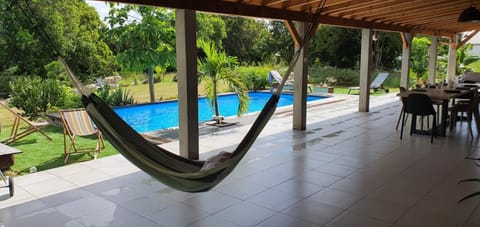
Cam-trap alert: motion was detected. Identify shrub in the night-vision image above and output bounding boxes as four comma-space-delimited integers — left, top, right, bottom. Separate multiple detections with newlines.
237, 66, 271, 90
309, 66, 359, 86
9, 77, 66, 119
109, 88, 136, 106
0, 67, 19, 95
383, 71, 401, 88
94, 85, 136, 106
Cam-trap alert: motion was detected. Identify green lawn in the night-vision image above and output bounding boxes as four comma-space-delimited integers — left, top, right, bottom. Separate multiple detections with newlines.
1, 125, 118, 175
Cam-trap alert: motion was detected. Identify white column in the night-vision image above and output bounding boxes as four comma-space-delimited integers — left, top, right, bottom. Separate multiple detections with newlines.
293, 21, 308, 130
176, 9, 199, 159
359, 28, 373, 112
400, 33, 413, 89
447, 35, 458, 81
428, 36, 438, 85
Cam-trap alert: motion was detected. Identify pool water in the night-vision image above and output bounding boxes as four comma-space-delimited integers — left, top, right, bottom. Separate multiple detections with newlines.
114, 92, 327, 133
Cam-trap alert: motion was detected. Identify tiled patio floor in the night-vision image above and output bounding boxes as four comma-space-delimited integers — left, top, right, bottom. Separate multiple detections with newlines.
1, 93, 480, 226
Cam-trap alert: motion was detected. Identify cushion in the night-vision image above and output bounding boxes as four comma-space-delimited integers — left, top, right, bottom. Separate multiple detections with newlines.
200, 151, 232, 171
462, 72, 480, 82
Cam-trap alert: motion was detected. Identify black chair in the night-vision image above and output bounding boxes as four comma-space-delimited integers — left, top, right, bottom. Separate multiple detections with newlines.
448, 91, 479, 139
400, 93, 437, 143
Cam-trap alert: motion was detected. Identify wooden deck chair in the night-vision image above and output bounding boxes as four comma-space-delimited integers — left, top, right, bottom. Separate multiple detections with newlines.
0, 102, 52, 144
58, 108, 104, 163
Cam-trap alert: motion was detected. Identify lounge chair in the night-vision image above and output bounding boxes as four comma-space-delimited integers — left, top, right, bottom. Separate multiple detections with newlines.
58, 108, 104, 163
348, 72, 390, 94
0, 102, 52, 144
95, 78, 104, 89
268, 70, 313, 92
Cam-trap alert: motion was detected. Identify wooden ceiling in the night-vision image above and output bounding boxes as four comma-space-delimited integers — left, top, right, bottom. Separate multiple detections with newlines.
105, 0, 480, 37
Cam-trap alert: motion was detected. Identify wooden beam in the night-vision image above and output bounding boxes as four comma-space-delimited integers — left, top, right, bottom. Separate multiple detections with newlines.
106, 0, 312, 21
458, 30, 479, 49
400, 32, 411, 49
366, 0, 461, 22
283, 0, 326, 11
321, 0, 387, 14
104, 0, 457, 37
285, 20, 302, 48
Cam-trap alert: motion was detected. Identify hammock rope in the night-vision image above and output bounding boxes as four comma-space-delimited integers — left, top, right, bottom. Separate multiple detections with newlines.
59, 1, 325, 192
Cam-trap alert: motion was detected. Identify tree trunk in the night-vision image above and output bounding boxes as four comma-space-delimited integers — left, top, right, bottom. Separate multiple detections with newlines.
213, 78, 220, 123
148, 67, 155, 103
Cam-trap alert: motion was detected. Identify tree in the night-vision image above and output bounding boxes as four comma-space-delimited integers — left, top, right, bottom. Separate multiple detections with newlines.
222, 16, 272, 64
266, 21, 293, 65
411, 37, 430, 86
437, 42, 480, 77
309, 26, 361, 68
104, 5, 176, 102
456, 43, 480, 74
196, 13, 226, 48
197, 39, 249, 125
0, 0, 115, 82
371, 32, 402, 70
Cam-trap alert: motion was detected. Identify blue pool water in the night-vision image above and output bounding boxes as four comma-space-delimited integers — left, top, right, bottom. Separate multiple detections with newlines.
114, 92, 327, 133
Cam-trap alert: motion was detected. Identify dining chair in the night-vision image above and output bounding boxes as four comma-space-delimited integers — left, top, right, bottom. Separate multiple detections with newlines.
400, 93, 437, 143
448, 90, 479, 139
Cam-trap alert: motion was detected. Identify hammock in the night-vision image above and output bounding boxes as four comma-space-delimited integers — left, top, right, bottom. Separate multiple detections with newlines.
61, 59, 279, 192
58, 2, 324, 192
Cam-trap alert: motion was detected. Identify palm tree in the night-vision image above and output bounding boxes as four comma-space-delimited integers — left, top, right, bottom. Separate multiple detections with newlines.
197, 39, 250, 125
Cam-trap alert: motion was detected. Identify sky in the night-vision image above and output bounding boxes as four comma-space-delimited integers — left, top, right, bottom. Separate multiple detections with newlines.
86, 1, 109, 20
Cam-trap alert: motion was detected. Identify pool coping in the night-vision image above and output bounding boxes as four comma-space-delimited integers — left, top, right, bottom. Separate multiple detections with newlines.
141, 93, 345, 141
45, 91, 345, 142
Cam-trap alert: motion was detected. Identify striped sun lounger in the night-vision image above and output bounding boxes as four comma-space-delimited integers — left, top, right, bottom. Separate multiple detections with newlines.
58, 108, 104, 163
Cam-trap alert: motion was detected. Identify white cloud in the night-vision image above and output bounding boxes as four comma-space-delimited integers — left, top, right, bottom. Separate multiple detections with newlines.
86, 1, 110, 20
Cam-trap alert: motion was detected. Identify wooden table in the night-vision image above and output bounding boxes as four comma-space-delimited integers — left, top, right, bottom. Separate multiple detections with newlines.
0, 143, 21, 197
397, 87, 477, 136
0, 143, 22, 170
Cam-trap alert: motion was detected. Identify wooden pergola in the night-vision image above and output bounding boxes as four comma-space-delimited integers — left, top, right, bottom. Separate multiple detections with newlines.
107, 0, 480, 36
98, 0, 480, 158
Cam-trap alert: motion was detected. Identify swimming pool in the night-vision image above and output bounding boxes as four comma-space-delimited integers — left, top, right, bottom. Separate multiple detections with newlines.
114, 92, 327, 133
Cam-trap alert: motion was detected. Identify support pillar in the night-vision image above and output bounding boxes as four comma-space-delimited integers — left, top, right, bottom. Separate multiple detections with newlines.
293, 22, 308, 130
176, 9, 198, 159
447, 35, 458, 81
359, 28, 373, 112
400, 33, 413, 89
428, 36, 438, 85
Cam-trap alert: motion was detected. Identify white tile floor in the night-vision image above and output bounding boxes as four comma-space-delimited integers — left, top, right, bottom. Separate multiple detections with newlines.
1, 93, 480, 226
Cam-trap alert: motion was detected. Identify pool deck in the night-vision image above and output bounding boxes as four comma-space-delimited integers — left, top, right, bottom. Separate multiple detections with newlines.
1, 93, 480, 226
142, 92, 345, 142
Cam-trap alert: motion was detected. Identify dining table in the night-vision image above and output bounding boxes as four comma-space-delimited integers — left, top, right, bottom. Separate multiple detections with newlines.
397, 86, 479, 137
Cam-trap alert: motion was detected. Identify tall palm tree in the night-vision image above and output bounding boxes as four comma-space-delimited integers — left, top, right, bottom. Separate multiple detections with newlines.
197, 39, 250, 125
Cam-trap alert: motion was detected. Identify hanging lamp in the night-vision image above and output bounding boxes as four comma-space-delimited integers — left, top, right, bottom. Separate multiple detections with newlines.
458, 6, 480, 23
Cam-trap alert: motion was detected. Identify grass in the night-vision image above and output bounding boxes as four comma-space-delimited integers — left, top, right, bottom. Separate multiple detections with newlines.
127, 82, 179, 102
1, 125, 118, 175
121, 78, 231, 104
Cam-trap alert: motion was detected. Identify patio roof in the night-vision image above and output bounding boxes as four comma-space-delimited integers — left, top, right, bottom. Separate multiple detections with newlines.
106, 0, 480, 37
